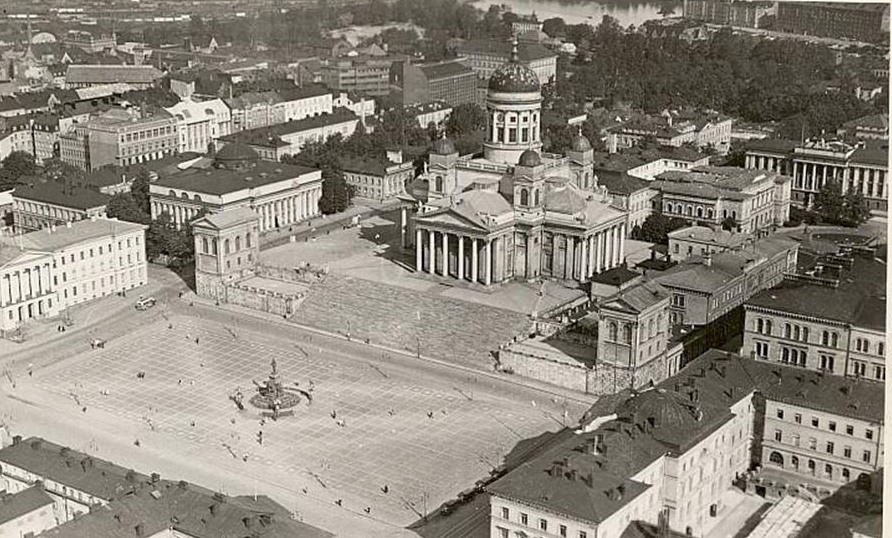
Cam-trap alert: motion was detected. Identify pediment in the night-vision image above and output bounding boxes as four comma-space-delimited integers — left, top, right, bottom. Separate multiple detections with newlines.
415, 208, 489, 231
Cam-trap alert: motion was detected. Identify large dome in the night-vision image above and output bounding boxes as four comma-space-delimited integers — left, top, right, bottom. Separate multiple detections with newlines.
488, 39, 540, 93
215, 143, 259, 170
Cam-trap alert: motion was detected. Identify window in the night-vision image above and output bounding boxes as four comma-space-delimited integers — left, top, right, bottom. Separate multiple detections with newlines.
846, 425, 854, 435
539, 519, 547, 532
520, 513, 528, 526
874, 365, 885, 380
820, 355, 835, 372
784, 323, 791, 338
774, 429, 782, 442
623, 324, 632, 344
811, 417, 819, 428
672, 294, 686, 307
826, 442, 834, 454
794, 414, 802, 424
609, 322, 618, 341
825, 463, 833, 477
879, 342, 885, 356
829, 421, 837, 432
844, 446, 852, 458
809, 438, 817, 450
755, 342, 769, 358
559, 525, 567, 537
579, 533, 588, 538
792, 434, 800, 447
863, 450, 872, 463
498, 528, 508, 538
500, 507, 509, 520
865, 429, 874, 440
776, 409, 784, 420
842, 468, 850, 481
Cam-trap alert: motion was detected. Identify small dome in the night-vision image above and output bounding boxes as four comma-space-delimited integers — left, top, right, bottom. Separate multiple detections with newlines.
488, 39, 540, 93
570, 133, 592, 152
431, 137, 456, 155
518, 149, 541, 167
214, 143, 259, 170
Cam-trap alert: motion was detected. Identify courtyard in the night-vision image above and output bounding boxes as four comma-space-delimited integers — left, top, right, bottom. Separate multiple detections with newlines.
29, 314, 585, 528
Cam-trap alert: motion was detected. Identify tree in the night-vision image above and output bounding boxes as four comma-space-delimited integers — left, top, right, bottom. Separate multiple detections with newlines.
146, 212, 177, 261
542, 17, 567, 38
106, 193, 152, 225
129, 168, 152, 214
319, 169, 353, 214
0, 151, 37, 190
813, 178, 847, 225
634, 213, 686, 244
721, 216, 738, 232
445, 103, 486, 137
841, 188, 869, 227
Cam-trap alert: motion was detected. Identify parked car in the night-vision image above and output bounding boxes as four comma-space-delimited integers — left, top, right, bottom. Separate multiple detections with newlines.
135, 296, 156, 311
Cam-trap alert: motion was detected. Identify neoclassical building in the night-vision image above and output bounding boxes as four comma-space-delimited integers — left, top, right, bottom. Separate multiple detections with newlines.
400, 40, 628, 286
149, 144, 323, 231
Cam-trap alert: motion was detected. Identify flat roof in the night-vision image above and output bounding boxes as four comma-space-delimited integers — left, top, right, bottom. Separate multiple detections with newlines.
0, 486, 54, 525
21, 218, 146, 252
154, 161, 319, 196
13, 180, 111, 210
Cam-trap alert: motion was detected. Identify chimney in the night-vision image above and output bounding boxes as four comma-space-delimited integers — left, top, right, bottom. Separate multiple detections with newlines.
134, 524, 144, 538
12, 435, 21, 445
210, 504, 219, 516
703, 253, 712, 267
178, 480, 188, 490
150, 473, 160, 483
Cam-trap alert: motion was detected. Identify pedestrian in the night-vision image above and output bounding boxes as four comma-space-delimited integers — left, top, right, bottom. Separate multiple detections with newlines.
195, 337, 199, 345
381, 484, 389, 494
134, 439, 140, 447
168, 323, 173, 329
242, 455, 249, 462
330, 410, 337, 419
427, 411, 433, 419
364, 507, 371, 514
335, 499, 342, 506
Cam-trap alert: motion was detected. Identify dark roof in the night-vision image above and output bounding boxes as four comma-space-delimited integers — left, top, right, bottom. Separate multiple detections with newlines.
277, 84, 330, 101
215, 142, 259, 162
418, 60, 474, 80
340, 156, 404, 176
0, 437, 148, 500
431, 136, 456, 155
851, 514, 883, 538
13, 180, 111, 210
842, 113, 888, 131
745, 138, 798, 154
38, 480, 334, 538
620, 520, 691, 538
66, 65, 163, 85
155, 161, 319, 196
596, 169, 651, 195
457, 40, 556, 62
220, 109, 358, 146
0, 486, 54, 525
590, 265, 641, 286
746, 255, 885, 331
850, 146, 888, 166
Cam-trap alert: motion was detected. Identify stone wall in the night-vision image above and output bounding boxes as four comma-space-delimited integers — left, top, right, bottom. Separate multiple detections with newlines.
499, 346, 590, 393
225, 284, 298, 316
255, 263, 328, 284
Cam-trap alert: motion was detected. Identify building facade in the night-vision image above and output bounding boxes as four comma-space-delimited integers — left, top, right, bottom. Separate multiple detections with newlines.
61, 30, 116, 53
12, 183, 110, 233
164, 97, 231, 154
744, 255, 886, 382
683, 0, 776, 28
392, 59, 478, 107
341, 154, 414, 201
745, 138, 888, 211
457, 40, 558, 86
320, 56, 396, 96
193, 207, 260, 300
0, 248, 56, 335
0, 485, 56, 538
775, 2, 890, 43
149, 144, 323, 232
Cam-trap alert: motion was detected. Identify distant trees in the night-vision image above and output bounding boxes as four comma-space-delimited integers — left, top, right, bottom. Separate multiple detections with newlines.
445, 103, 486, 137
721, 216, 738, 232
542, 17, 567, 38
632, 213, 688, 244
813, 178, 869, 227
0, 151, 37, 191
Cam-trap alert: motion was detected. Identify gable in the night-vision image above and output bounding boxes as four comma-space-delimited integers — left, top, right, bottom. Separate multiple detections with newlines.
414, 208, 488, 231
600, 298, 639, 315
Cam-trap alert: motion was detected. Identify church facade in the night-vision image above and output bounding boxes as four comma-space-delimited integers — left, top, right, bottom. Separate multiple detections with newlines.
401, 40, 628, 286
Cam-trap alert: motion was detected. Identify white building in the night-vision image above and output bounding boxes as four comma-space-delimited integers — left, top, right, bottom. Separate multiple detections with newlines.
149, 144, 323, 232
0, 485, 57, 538
164, 97, 232, 154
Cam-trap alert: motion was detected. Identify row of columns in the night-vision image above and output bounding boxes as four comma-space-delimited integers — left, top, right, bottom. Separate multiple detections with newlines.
567, 222, 625, 282
415, 229, 496, 286
0, 264, 52, 307
792, 161, 887, 199
255, 187, 321, 232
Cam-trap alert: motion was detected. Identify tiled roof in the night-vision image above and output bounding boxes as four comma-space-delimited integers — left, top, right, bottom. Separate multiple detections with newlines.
604, 280, 670, 314
66, 65, 163, 85
194, 207, 259, 230
13, 180, 111, 210
746, 255, 885, 331
842, 113, 888, 131
0, 437, 149, 501
340, 156, 405, 177
590, 265, 641, 286
38, 480, 333, 538
21, 218, 146, 252
154, 161, 319, 196
0, 486, 54, 525
667, 225, 749, 248
418, 60, 474, 80
277, 84, 331, 101
850, 146, 888, 166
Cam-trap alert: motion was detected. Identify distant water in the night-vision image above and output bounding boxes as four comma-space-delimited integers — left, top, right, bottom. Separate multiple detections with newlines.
472, 0, 681, 28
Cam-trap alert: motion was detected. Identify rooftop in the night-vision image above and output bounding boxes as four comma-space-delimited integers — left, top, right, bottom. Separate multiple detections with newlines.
21, 218, 146, 252
667, 225, 750, 249
13, 180, 111, 210
340, 155, 407, 176
220, 108, 358, 147
193, 207, 259, 230
417, 59, 475, 80
0, 486, 54, 525
746, 254, 886, 331
0, 437, 149, 501
154, 160, 319, 196
65, 65, 163, 85
596, 169, 651, 195
457, 39, 556, 62
745, 138, 798, 155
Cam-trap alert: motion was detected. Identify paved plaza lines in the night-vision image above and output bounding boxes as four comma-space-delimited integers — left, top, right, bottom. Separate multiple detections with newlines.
292, 274, 532, 370
35, 315, 569, 525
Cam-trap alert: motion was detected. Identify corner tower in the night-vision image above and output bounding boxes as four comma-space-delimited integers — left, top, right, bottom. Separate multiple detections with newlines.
483, 37, 542, 165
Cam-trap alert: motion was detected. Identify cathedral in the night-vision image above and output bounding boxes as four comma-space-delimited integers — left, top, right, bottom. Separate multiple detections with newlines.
402, 39, 629, 286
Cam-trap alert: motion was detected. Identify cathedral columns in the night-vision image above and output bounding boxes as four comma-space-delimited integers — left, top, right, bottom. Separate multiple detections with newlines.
457, 235, 464, 281
442, 233, 449, 277
401, 206, 408, 249
471, 238, 479, 284
579, 236, 588, 283
618, 223, 626, 266
428, 230, 436, 275
484, 239, 492, 286
564, 236, 572, 280
595, 231, 603, 274
605, 228, 613, 271
415, 229, 423, 272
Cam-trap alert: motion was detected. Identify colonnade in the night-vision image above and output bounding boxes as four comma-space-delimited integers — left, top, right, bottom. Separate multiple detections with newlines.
0, 263, 52, 307
552, 223, 625, 282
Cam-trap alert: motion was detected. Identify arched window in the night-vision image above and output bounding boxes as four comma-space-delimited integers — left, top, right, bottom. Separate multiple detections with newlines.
168, 190, 176, 197
808, 460, 816, 474
831, 332, 839, 347
822, 330, 830, 346
769, 451, 784, 466
520, 188, 529, 206
696, 207, 703, 218
757, 319, 764, 333
784, 323, 792, 339
235, 236, 241, 250
224, 239, 230, 255
794, 325, 800, 341
802, 327, 809, 342
194, 194, 202, 202
211, 239, 218, 255
181, 192, 189, 199
245, 233, 252, 248
765, 320, 772, 335
879, 342, 885, 356
623, 324, 632, 344
435, 176, 443, 192
686, 205, 693, 216
609, 322, 618, 341
707, 208, 714, 219
666, 203, 673, 213
648, 319, 654, 339
202, 237, 208, 254
534, 189, 540, 206
791, 456, 799, 470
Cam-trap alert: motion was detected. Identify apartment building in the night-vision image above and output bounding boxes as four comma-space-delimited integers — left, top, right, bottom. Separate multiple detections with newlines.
837, 114, 888, 141
61, 30, 116, 53
391, 59, 478, 107
667, 225, 750, 262
744, 137, 888, 211
775, 2, 890, 43
654, 166, 792, 234
744, 254, 886, 382
64, 65, 162, 90
320, 56, 396, 96
607, 113, 733, 154
654, 234, 799, 327
0, 485, 56, 538
164, 97, 231, 154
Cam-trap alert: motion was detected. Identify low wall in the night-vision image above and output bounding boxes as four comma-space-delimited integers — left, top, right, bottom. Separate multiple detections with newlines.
499, 345, 590, 393
225, 284, 301, 317
255, 263, 327, 284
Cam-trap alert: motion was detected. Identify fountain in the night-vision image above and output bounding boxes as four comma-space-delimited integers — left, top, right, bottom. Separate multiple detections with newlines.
234, 358, 311, 419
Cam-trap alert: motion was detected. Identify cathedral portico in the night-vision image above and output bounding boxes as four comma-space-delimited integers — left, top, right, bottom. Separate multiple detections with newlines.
415, 225, 512, 286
